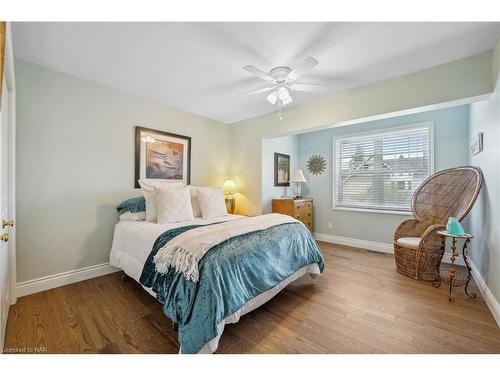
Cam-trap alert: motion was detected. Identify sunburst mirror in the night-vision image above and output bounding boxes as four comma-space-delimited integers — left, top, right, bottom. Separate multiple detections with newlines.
307, 154, 326, 175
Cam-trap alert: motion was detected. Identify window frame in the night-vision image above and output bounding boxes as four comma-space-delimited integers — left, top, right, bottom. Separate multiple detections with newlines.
332, 122, 434, 215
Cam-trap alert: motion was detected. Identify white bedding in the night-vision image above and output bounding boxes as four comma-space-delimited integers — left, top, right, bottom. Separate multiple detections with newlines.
109, 214, 320, 353
109, 214, 241, 284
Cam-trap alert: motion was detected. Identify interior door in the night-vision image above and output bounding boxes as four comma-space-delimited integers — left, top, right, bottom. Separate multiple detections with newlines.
0, 75, 7, 351
0, 21, 14, 351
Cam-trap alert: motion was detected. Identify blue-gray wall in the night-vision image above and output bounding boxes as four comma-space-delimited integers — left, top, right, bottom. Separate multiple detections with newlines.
468, 38, 500, 317
297, 105, 470, 244
262, 135, 298, 213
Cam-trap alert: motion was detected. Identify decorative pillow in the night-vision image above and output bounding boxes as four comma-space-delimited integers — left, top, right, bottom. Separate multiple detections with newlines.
188, 186, 202, 218
196, 187, 228, 220
119, 211, 146, 221
117, 196, 146, 214
156, 186, 194, 224
138, 180, 184, 222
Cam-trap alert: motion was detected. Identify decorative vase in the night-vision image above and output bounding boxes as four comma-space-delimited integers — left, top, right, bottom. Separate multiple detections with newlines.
446, 217, 465, 235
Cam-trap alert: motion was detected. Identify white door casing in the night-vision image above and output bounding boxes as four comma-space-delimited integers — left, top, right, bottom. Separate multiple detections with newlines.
0, 22, 16, 351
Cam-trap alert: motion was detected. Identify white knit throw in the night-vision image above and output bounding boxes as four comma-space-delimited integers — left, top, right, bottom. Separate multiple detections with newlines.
153, 213, 299, 282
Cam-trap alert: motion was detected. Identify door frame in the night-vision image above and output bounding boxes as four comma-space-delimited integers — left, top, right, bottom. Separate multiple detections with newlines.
3, 22, 16, 306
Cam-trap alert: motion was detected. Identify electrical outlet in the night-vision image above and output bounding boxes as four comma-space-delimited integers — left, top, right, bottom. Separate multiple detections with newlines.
327, 222, 333, 229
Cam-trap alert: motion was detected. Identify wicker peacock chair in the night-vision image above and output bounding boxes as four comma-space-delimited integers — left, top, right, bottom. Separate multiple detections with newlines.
394, 166, 483, 281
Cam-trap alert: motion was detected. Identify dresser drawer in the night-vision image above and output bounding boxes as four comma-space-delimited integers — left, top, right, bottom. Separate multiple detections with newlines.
272, 198, 313, 232
296, 210, 311, 220
296, 203, 311, 215
294, 200, 312, 209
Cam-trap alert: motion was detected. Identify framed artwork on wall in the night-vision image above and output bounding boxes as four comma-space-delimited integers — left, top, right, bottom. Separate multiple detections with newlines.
135, 126, 191, 188
274, 152, 290, 187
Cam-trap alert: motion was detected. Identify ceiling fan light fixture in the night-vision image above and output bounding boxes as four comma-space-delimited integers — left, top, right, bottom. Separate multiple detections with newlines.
281, 94, 293, 106
266, 90, 278, 105
278, 87, 290, 101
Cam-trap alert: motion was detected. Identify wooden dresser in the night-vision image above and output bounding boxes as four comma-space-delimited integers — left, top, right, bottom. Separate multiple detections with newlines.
272, 198, 313, 232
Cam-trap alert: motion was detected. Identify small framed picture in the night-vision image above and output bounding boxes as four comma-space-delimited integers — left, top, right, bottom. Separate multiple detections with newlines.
135, 126, 191, 188
274, 152, 290, 187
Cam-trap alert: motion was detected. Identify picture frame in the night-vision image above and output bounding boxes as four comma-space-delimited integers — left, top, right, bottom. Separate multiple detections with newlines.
274, 152, 290, 187
135, 126, 191, 188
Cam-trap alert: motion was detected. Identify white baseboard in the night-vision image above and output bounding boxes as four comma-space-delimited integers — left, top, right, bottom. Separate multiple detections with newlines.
469, 261, 500, 327
314, 233, 393, 254
16, 262, 120, 298
314, 232, 465, 266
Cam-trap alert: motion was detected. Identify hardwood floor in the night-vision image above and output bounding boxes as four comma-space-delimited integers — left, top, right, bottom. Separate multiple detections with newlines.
5, 242, 500, 353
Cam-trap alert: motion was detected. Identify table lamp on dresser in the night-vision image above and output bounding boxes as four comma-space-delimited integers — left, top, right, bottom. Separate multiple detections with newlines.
223, 179, 237, 214
290, 169, 307, 199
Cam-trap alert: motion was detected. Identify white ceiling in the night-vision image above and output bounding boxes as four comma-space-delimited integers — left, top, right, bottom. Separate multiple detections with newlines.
12, 22, 500, 124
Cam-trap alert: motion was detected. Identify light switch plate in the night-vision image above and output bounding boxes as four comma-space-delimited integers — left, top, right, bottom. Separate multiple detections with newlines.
470, 132, 483, 155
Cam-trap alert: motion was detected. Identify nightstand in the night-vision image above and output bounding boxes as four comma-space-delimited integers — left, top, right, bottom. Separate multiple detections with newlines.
272, 198, 313, 232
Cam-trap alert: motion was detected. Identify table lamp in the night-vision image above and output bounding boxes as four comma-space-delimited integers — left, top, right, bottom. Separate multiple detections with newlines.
290, 169, 307, 199
223, 180, 237, 214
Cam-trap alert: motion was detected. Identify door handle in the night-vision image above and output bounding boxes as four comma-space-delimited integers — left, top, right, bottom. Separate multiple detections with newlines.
0, 233, 8, 242
2, 219, 14, 229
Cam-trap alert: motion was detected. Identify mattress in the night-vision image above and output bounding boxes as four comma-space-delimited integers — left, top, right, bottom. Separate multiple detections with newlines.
109, 214, 321, 353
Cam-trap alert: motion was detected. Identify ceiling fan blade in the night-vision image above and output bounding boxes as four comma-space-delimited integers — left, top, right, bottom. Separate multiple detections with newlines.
266, 90, 278, 105
243, 65, 275, 82
289, 83, 329, 93
239, 86, 274, 96
287, 57, 319, 80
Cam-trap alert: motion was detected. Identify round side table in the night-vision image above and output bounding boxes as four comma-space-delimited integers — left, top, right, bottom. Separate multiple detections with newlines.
436, 231, 475, 301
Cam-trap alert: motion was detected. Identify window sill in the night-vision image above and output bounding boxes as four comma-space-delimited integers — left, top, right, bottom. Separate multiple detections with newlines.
332, 206, 412, 216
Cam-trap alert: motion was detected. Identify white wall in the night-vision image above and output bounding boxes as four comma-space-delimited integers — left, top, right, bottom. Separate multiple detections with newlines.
261, 135, 298, 213
468, 38, 500, 316
15, 60, 229, 282
229, 51, 493, 215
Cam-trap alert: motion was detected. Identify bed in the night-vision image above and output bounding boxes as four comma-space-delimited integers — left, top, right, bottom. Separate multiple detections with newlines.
109, 213, 324, 354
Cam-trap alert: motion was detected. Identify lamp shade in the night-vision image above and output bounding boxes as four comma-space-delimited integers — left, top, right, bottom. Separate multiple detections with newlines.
223, 180, 237, 195
290, 169, 307, 183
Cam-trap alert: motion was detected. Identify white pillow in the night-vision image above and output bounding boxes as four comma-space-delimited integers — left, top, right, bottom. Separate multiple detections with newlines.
156, 186, 194, 224
119, 211, 146, 221
138, 179, 184, 222
196, 187, 228, 220
188, 186, 202, 218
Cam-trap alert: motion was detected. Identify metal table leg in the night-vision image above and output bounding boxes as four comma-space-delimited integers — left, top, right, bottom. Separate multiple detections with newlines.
462, 238, 476, 298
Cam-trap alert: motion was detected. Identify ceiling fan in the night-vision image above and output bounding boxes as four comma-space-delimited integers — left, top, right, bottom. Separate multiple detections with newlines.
240, 56, 327, 107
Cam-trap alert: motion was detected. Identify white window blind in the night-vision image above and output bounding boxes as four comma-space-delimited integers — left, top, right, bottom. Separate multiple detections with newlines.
333, 123, 433, 212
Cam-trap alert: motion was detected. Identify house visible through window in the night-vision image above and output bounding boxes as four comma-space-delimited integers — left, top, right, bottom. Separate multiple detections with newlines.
333, 123, 433, 212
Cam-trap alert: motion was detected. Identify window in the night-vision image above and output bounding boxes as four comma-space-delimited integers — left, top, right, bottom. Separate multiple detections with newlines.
333, 123, 433, 213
